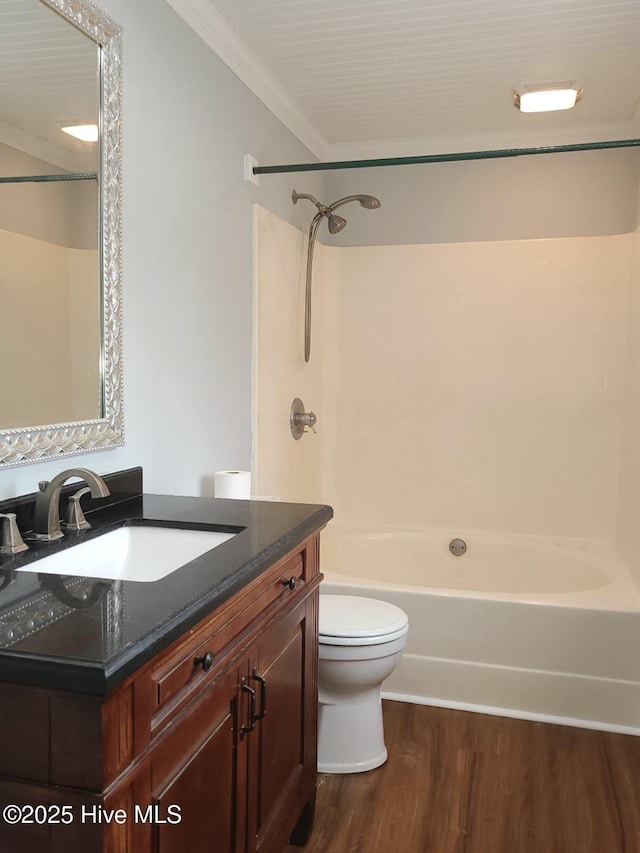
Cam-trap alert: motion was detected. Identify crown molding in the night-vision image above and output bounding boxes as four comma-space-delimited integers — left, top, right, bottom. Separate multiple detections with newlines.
164, 0, 640, 168
164, 0, 331, 162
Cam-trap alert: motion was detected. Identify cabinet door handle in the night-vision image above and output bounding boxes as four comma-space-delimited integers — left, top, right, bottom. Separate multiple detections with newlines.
194, 651, 214, 672
241, 679, 256, 735
282, 576, 298, 591
251, 668, 267, 721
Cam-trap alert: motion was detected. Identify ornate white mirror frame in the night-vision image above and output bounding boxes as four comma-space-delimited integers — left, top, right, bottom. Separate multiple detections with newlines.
0, 0, 123, 468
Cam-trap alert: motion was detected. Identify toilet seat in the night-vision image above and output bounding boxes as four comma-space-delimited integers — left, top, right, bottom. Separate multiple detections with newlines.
319, 595, 409, 646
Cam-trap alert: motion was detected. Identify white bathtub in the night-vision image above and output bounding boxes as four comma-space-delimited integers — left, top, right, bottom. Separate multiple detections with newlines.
320, 524, 640, 733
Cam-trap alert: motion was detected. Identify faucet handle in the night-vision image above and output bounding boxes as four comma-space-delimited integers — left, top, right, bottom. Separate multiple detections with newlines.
290, 398, 318, 439
0, 513, 29, 556
61, 487, 93, 532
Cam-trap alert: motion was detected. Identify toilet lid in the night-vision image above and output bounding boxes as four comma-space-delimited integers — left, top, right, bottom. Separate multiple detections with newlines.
319, 595, 409, 646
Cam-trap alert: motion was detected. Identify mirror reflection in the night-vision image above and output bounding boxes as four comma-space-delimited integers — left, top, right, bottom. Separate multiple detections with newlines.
0, 0, 101, 430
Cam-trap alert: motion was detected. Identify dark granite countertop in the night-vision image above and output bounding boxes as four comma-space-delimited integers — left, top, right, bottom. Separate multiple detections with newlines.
0, 480, 332, 697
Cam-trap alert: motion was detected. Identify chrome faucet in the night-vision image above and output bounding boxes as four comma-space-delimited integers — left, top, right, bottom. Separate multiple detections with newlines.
30, 468, 110, 542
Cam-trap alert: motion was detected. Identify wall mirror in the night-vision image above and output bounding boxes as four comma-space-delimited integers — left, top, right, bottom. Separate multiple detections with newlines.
0, 0, 122, 467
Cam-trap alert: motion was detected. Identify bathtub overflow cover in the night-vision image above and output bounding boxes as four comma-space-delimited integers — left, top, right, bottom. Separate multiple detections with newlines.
449, 538, 467, 557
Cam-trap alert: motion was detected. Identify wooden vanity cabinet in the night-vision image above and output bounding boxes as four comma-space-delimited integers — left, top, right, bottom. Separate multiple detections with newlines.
246, 593, 318, 853
143, 660, 246, 853
138, 591, 317, 853
0, 533, 322, 853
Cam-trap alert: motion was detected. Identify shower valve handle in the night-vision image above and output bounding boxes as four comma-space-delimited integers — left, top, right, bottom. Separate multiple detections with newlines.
296, 411, 317, 430
290, 398, 317, 439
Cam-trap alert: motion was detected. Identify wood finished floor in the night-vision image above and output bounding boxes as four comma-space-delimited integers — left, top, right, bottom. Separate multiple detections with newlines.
286, 701, 640, 853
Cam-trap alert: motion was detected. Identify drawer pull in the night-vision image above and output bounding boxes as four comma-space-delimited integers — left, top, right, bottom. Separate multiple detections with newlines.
194, 651, 214, 672
241, 679, 256, 735
282, 576, 298, 591
252, 668, 267, 721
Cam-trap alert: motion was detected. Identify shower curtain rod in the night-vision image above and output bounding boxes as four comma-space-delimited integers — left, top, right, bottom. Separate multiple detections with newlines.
0, 172, 98, 184
253, 138, 640, 175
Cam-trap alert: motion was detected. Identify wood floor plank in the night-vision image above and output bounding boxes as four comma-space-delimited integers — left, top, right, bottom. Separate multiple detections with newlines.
285, 701, 640, 853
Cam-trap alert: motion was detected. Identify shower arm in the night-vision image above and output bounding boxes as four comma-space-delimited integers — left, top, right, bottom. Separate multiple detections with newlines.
328, 195, 372, 212
304, 212, 324, 363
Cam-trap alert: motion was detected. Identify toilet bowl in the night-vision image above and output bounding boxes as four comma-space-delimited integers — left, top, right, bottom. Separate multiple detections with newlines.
318, 595, 409, 774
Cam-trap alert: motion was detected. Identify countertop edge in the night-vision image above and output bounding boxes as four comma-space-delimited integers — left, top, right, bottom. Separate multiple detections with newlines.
0, 500, 333, 697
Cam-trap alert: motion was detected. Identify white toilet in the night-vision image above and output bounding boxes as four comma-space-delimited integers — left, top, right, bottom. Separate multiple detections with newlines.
317, 594, 409, 774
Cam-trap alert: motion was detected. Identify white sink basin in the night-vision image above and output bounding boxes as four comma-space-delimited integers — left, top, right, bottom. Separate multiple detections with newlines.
17, 526, 237, 582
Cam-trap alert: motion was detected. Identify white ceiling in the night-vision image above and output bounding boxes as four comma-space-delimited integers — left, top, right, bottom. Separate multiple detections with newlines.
0, 0, 98, 172
167, 0, 640, 161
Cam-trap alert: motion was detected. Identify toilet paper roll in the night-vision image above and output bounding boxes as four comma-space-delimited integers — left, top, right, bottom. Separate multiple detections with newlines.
214, 470, 251, 499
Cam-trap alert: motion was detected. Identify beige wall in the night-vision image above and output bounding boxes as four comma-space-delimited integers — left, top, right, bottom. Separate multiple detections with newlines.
67, 248, 101, 421
1, 229, 73, 428
0, 228, 99, 429
1, 144, 100, 428
252, 205, 340, 504
255, 206, 633, 543
616, 183, 640, 577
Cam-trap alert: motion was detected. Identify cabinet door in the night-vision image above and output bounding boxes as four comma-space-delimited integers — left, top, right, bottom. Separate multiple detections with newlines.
246, 592, 319, 853
151, 663, 248, 853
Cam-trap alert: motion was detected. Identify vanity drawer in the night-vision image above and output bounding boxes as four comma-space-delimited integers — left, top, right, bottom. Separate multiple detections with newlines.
144, 545, 310, 737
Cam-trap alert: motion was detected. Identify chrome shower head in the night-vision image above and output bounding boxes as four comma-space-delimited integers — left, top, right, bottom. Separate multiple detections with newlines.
292, 190, 381, 232
328, 213, 347, 234
324, 194, 381, 233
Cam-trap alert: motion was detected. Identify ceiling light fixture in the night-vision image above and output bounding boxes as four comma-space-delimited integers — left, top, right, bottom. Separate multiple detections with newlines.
513, 83, 583, 113
60, 123, 99, 142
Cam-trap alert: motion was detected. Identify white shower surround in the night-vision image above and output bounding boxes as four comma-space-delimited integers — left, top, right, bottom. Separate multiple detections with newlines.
252, 203, 640, 732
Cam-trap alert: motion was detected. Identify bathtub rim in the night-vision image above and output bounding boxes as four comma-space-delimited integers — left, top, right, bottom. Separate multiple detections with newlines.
320, 522, 640, 612
321, 568, 640, 612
